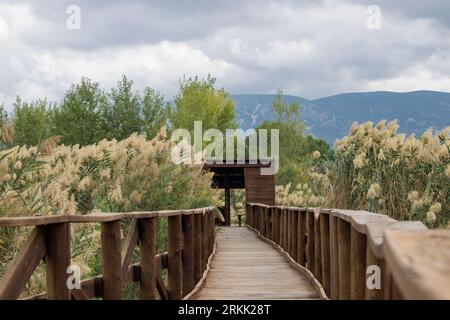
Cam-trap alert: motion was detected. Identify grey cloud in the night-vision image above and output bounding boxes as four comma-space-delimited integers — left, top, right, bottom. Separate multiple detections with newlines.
0, 0, 449, 109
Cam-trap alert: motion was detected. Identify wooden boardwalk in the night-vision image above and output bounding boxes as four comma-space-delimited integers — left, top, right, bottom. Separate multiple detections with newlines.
195, 227, 320, 300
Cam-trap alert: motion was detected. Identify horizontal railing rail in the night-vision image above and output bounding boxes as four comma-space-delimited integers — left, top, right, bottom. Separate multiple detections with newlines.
246, 203, 450, 300
0, 207, 217, 300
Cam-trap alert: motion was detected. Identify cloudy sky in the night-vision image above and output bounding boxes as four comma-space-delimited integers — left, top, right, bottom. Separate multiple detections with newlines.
1, 0, 450, 109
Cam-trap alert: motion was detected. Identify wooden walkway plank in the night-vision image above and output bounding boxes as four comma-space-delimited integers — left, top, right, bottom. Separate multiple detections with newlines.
195, 227, 320, 300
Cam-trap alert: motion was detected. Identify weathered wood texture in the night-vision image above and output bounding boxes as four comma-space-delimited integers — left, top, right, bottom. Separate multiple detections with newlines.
45, 222, 71, 300
244, 168, 275, 205
195, 227, 320, 300
247, 203, 450, 301
383, 230, 450, 300
182, 214, 195, 296
168, 215, 182, 300
101, 221, 122, 300
0, 227, 46, 299
138, 218, 156, 300
0, 208, 216, 301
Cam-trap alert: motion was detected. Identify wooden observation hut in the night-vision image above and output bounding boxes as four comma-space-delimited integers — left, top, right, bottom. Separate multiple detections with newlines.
203, 160, 275, 226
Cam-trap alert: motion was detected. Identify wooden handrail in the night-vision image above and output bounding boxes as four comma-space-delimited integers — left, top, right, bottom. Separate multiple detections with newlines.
246, 203, 450, 300
0, 207, 215, 227
0, 207, 218, 300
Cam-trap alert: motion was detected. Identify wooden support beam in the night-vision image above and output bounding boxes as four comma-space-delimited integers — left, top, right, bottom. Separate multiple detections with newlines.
320, 213, 331, 297
209, 211, 215, 254
45, 222, 71, 300
365, 242, 384, 300
101, 220, 122, 300
283, 209, 288, 251
297, 210, 306, 266
121, 219, 139, 281
182, 214, 195, 296
224, 189, 231, 226
194, 213, 202, 283
71, 288, 89, 300
0, 227, 46, 299
271, 208, 276, 242
201, 212, 208, 271
291, 210, 298, 261
306, 211, 315, 273
265, 207, 271, 240
168, 215, 182, 300
337, 219, 351, 300
314, 211, 322, 282
139, 218, 156, 300
156, 274, 168, 300
330, 215, 339, 299
287, 210, 293, 256
350, 227, 367, 300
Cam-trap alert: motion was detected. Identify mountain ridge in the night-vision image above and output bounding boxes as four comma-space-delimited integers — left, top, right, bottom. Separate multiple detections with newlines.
231, 90, 450, 145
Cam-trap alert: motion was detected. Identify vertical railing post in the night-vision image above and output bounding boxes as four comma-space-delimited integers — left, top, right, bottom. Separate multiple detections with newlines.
246, 204, 250, 226
168, 214, 182, 300
287, 209, 293, 256
292, 210, 298, 261
259, 206, 263, 233
271, 207, 276, 242
365, 244, 384, 300
208, 211, 212, 254
139, 217, 156, 300
101, 220, 122, 300
251, 205, 255, 228
255, 206, 259, 231
283, 208, 288, 251
210, 210, 215, 254
297, 210, 306, 266
320, 213, 331, 297
274, 208, 280, 244
261, 206, 266, 236
330, 215, 340, 299
252, 205, 255, 228
306, 211, 315, 273
194, 213, 202, 284
337, 218, 351, 300
254, 206, 258, 230
213, 210, 216, 246
182, 213, 195, 297
45, 222, 71, 300
201, 212, 208, 270
265, 207, 271, 239
279, 208, 284, 249
350, 227, 367, 300
314, 210, 322, 282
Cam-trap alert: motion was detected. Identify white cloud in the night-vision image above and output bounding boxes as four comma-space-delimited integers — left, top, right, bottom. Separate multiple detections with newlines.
2, 41, 250, 109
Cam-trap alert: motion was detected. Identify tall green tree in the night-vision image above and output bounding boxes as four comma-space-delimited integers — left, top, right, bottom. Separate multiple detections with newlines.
51, 76, 167, 145
170, 75, 236, 134
103, 76, 142, 140
14, 97, 51, 146
51, 78, 108, 146
102, 75, 168, 140
142, 87, 167, 139
256, 91, 331, 185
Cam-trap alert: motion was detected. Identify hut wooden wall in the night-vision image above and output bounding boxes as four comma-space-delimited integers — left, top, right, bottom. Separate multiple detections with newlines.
244, 168, 275, 205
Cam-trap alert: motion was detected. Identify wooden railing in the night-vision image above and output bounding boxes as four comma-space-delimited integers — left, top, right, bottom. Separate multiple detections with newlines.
0, 208, 216, 300
246, 203, 450, 300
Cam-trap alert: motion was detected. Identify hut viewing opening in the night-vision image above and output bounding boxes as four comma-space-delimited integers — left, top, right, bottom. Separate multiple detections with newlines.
203, 160, 275, 226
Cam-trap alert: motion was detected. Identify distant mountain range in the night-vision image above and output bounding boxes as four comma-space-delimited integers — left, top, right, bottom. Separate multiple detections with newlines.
232, 90, 450, 145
